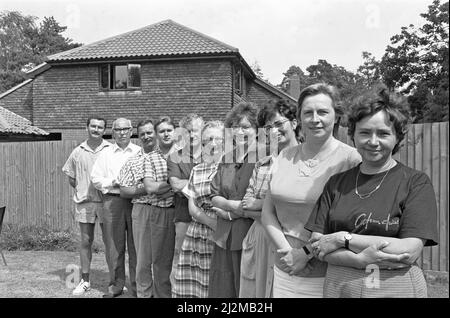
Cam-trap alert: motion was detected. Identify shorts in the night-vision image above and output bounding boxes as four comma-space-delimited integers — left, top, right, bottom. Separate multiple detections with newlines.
75, 202, 104, 224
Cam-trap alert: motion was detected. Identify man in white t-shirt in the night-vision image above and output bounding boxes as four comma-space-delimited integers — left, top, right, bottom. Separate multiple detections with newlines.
62, 116, 112, 296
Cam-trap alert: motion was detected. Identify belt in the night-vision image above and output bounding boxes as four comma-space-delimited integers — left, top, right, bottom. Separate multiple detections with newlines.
105, 193, 121, 197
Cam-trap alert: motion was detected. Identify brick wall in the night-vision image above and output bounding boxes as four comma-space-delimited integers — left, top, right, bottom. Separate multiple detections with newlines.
32, 59, 233, 130
0, 81, 33, 121
245, 80, 280, 109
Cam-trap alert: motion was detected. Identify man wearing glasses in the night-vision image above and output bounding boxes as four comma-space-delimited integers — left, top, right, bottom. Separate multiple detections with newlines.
91, 118, 140, 297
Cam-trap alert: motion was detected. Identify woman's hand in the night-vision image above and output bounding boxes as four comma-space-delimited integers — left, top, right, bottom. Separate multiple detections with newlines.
211, 206, 228, 220
242, 197, 257, 210
277, 247, 310, 276
311, 231, 346, 260
357, 241, 410, 269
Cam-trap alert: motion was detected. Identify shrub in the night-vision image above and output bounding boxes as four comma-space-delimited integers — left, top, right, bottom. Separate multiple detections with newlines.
0, 223, 102, 252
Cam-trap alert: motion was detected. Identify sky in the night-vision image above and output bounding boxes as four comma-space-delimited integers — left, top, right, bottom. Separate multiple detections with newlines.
1, 0, 433, 85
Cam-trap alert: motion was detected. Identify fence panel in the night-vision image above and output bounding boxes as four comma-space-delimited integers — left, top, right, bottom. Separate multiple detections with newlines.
0, 140, 79, 232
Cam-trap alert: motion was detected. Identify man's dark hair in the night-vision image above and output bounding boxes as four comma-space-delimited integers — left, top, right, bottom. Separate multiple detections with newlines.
136, 119, 154, 132
155, 116, 175, 131
86, 116, 107, 128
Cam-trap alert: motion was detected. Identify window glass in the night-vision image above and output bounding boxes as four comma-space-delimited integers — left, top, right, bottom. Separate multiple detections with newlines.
234, 65, 242, 94
99, 63, 141, 90
128, 64, 141, 88
100, 65, 109, 89
114, 65, 128, 89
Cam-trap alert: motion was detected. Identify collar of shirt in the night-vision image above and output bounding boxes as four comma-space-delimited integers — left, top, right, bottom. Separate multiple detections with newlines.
112, 142, 137, 153
80, 139, 111, 153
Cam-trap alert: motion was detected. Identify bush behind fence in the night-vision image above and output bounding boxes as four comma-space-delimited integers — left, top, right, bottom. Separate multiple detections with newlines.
0, 122, 448, 271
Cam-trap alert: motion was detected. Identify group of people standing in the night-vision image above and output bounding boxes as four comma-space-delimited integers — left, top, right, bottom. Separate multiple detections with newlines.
63, 82, 438, 298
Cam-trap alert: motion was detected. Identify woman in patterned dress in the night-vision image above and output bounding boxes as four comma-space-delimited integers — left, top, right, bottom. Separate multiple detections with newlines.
238, 99, 299, 298
172, 121, 225, 298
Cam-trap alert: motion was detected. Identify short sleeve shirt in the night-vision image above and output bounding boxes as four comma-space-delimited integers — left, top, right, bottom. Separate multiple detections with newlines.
167, 146, 202, 219
143, 148, 174, 207
182, 162, 219, 211
305, 162, 438, 246
117, 149, 153, 204
62, 140, 111, 203
243, 155, 273, 202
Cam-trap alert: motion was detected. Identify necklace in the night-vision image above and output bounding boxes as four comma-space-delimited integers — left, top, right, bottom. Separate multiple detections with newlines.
355, 161, 395, 199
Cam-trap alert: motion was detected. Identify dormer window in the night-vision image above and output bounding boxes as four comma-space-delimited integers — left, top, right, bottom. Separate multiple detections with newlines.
100, 64, 141, 90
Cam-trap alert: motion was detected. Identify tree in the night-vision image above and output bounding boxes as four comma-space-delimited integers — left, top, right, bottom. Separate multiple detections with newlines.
377, 0, 448, 122
304, 59, 366, 110
0, 11, 82, 93
278, 65, 307, 93
278, 60, 368, 126
357, 51, 382, 89
250, 60, 266, 80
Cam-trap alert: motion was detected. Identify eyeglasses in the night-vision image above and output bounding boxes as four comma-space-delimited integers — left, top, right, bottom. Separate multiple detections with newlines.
113, 127, 132, 133
231, 125, 254, 132
263, 118, 289, 132
204, 137, 224, 143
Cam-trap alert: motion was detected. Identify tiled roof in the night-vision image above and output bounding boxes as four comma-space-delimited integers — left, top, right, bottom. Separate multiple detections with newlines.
47, 19, 238, 62
254, 77, 297, 103
0, 106, 49, 135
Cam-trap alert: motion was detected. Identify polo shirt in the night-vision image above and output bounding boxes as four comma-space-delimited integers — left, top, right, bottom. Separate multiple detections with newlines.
62, 139, 111, 203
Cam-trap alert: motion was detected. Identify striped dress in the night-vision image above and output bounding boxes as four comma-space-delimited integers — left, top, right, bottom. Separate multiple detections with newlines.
172, 162, 218, 298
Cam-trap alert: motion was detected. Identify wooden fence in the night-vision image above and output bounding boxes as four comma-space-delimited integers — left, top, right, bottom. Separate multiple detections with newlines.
0, 122, 448, 271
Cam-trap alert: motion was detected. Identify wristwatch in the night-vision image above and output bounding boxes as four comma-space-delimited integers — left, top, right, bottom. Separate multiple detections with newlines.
302, 245, 314, 259
344, 232, 353, 250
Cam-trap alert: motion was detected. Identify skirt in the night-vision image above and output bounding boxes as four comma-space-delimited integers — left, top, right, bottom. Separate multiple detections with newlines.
273, 265, 324, 298
172, 212, 216, 298
324, 263, 427, 298
239, 220, 275, 298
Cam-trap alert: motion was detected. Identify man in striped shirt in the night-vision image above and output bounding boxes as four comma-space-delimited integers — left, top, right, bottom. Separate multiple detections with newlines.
117, 119, 156, 298
143, 116, 176, 298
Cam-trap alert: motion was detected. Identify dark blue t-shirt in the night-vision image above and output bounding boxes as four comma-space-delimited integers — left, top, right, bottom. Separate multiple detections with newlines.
305, 161, 438, 246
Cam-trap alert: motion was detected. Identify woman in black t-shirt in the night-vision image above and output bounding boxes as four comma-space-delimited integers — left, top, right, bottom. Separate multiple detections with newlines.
304, 87, 438, 298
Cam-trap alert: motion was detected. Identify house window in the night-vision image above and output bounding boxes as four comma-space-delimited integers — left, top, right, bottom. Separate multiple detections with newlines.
100, 64, 141, 90
234, 65, 243, 95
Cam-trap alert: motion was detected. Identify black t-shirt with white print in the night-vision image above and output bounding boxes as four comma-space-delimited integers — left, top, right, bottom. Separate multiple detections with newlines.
305, 161, 438, 246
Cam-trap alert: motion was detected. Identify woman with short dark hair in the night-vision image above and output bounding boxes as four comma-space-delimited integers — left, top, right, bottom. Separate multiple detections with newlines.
238, 99, 299, 298
305, 87, 438, 298
208, 102, 259, 297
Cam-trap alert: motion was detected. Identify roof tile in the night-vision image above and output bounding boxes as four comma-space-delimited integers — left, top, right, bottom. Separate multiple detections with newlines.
0, 106, 49, 135
48, 19, 238, 62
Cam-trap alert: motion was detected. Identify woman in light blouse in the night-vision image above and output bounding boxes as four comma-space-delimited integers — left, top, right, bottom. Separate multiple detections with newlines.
261, 83, 361, 297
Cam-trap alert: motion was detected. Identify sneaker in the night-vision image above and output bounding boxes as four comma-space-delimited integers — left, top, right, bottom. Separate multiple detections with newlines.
73, 279, 91, 296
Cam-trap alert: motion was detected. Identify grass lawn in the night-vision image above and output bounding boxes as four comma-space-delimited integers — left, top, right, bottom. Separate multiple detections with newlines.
0, 250, 448, 298
0, 250, 133, 298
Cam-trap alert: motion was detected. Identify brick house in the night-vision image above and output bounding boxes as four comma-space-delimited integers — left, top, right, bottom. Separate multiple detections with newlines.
0, 19, 296, 141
